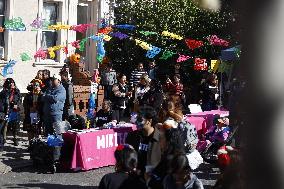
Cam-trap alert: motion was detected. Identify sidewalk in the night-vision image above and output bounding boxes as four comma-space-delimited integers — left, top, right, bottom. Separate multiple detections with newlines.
0, 128, 32, 174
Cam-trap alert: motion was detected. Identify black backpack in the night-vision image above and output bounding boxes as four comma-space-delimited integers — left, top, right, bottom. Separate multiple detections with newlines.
68, 114, 86, 130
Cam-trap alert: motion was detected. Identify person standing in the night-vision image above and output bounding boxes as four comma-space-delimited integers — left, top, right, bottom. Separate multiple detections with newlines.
148, 61, 158, 80
112, 74, 132, 122
41, 69, 52, 93
130, 63, 148, 87
200, 73, 219, 111
60, 70, 74, 121
42, 74, 66, 135
101, 63, 117, 100
134, 74, 150, 112
141, 79, 164, 113
0, 78, 21, 146
126, 106, 161, 175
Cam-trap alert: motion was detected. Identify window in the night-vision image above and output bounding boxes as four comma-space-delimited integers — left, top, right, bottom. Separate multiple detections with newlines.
41, 2, 58, 59
0, 0, 5, 47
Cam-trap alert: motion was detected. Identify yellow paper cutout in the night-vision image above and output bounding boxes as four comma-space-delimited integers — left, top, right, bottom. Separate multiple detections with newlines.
48, 24, 71, 30
211, 60, 220, 73
103, 35, 112, 41
162, 31, 183, 40
48, 47, 56, 59
135, 39, 152, 50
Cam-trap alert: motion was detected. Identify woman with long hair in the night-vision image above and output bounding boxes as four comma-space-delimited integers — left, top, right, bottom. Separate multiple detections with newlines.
0, 78, 21, 146
145, 128, 185, 189
99, 144, 147, 189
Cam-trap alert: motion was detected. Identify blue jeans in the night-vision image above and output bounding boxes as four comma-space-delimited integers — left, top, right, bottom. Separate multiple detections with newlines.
44, 114, 62, 136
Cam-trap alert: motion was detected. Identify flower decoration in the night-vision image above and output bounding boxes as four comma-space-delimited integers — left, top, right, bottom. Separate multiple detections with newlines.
162, 31, 183, 40
194, 58, 208, 70
34, 48, 47, 60
146, 46, 162, 58
4, 17, 26, 31
185, 39, 204, 50
210, 60, 220, 73
98, 27, 113, 34
48, 47, 56, 59
114, 24, 136, 30
207, 35, 229, 46
159, 50, 176, 60
139, 31, 158, 36
103, 35, 112, 41
63, 46, 68, 55
30, 17, 47, 30
111, 32, 129, 40
79, 38, 88, 52
2, 60, 17, 77
71, 24, 94, 33
177, 54, 191, 62
71, 40, 80, 49
48, 24, 71, 30
135, 39, 152, 50
20, 52, 32, 61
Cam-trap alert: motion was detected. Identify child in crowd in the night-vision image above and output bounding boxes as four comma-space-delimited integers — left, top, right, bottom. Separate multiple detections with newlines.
163, 153, 204, 189
99, 144, 147, 189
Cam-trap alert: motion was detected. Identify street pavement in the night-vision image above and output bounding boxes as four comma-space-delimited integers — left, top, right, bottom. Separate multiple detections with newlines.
0, 128, 220, 189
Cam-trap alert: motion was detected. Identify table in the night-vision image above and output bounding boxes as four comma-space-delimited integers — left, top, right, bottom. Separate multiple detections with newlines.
185, 116, 207, 137
61, 124, 136, 171
186, 110, 229, 136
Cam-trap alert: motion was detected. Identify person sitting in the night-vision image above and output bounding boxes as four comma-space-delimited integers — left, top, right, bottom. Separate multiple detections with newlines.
95, 100, 113, 127
205, 117, 230, 144
197, 116, 230, 152
126, 106, 161, 176
163, 153, 204, 189
145, 128, 185, 189
99, 144, 147, 189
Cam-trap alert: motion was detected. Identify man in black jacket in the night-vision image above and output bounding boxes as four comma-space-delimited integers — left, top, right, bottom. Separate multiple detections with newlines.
60, 71, 74, 121
126, 106, 161, 175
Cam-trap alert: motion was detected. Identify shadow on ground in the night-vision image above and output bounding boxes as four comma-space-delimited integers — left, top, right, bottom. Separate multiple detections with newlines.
2, 183, 97, 189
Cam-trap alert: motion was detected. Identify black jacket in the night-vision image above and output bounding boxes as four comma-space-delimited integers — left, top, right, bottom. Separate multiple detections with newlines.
141, 90, 163, 112
62, 80, 74, 108
0, 88, 21, 114
112, 83, 129, 108
126, 128, 162, 174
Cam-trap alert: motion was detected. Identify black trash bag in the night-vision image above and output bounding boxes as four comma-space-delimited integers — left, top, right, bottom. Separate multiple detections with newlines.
68, 114, 86, 130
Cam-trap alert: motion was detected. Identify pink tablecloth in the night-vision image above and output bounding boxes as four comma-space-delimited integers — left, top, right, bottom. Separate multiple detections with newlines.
186, 116, 207, 137
62, 125, 136, 171
186, 110, 229, 136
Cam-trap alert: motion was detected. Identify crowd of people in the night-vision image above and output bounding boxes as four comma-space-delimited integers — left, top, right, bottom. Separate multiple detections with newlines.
0, 59, 239, 188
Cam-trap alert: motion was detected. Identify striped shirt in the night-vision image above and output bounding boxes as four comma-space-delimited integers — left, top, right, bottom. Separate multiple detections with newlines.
130, 69, 148, 86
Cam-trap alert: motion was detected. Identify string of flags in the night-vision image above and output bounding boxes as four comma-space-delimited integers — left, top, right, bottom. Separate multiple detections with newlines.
4, 16, 231, 71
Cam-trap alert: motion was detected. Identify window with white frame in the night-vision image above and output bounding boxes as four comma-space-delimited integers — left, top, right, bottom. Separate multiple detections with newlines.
41, 2, 58, 60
